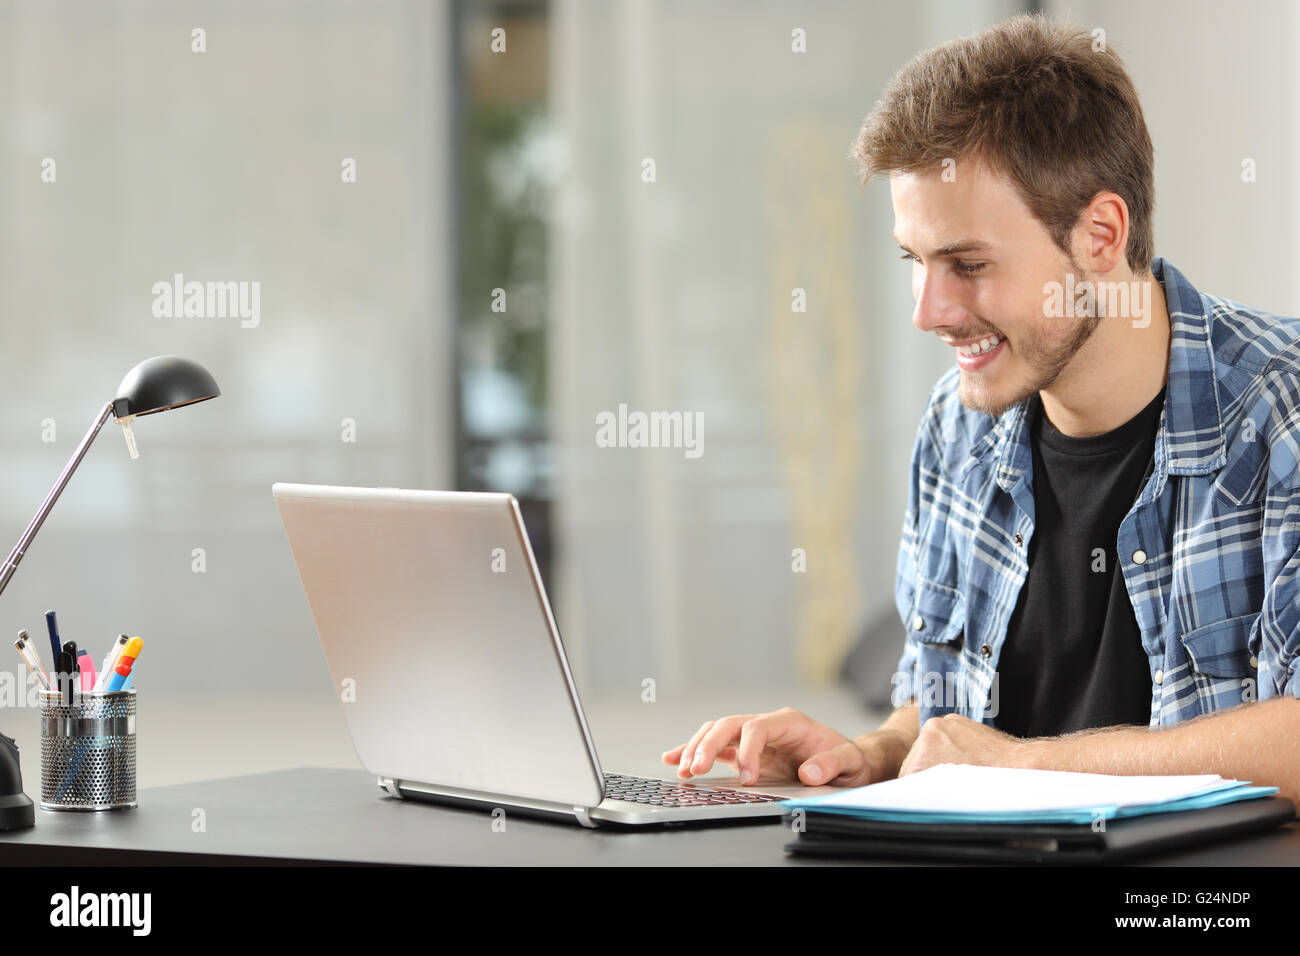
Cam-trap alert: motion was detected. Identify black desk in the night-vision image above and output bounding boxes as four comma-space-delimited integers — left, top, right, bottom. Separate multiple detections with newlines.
1, 767, 1297, 865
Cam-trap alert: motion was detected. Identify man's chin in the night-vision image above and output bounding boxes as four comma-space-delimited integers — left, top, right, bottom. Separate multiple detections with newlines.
958, 377, 1029, 420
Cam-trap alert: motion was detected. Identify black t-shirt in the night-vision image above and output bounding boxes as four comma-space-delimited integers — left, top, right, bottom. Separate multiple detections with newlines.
995, 385, 1165, 739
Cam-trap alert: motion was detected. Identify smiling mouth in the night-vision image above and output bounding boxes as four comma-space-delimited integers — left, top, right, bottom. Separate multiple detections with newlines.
954, 333, 1006, 356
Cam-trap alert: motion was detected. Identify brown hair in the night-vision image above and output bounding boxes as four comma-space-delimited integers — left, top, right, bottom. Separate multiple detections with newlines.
850, 13, 1154, 274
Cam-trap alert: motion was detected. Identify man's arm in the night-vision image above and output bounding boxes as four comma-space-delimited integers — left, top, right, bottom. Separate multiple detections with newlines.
1020, 697, 1300, 803
899, 697, 1300, 804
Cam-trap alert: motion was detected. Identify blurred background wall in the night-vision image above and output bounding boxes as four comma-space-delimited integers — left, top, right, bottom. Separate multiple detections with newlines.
0, 0, 1296, 783
0, 0, 453, 707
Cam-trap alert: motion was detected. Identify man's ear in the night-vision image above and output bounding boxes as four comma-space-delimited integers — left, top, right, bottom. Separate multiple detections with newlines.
1075, 191, 1129, 275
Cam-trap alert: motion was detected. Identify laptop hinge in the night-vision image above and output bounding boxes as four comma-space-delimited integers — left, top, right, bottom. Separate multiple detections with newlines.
380, 775, 600, 827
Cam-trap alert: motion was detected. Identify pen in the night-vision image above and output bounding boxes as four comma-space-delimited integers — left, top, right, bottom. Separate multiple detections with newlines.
104, 637, 142, 692
45, 610, 62, 671
58, 648, 73, 705
70, 647, 80, 703
63, 641, 79, 700
94, 635, 129, 691
13, 631, 51, 692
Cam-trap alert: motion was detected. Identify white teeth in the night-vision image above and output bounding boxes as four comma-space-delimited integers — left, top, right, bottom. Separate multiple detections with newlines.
958, 334, 1004, 356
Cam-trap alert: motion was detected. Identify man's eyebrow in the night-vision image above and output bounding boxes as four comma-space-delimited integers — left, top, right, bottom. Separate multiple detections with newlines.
893, 234, 994, 257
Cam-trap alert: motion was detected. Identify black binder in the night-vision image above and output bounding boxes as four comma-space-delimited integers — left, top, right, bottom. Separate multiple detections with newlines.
783, 796, 1296, 864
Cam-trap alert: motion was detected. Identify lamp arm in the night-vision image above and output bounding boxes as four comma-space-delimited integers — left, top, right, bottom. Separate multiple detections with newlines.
0, 401, 115, 599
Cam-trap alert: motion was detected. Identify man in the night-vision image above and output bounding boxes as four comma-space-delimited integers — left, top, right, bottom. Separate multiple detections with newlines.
661, 13, 1300, 802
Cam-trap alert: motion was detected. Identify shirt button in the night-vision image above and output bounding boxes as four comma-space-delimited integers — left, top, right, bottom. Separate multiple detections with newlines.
1013, 533, 1023, 546
980, 644, 993, 658
913, 615, 924, 631
1132, 549, 1147, 565
1154, 669, 1164, 685
1250, 655, 1259, 669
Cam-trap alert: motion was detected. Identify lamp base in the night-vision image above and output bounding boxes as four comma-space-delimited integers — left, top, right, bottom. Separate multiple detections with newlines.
0, 789, 34, 831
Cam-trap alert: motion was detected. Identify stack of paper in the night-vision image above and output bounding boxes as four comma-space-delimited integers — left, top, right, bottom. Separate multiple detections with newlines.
780, 763, 1279, 824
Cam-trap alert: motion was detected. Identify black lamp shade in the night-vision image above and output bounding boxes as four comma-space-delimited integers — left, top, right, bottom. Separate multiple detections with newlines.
112, 356, 220, 418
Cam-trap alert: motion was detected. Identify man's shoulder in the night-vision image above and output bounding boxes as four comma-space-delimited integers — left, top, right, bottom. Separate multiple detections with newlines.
1204, 293, 1300, 494
1206, 292, 1300, 379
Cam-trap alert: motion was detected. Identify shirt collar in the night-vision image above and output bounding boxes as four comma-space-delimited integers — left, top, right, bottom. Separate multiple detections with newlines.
1154, 256, 1228, 475
959, 256, 1228, 493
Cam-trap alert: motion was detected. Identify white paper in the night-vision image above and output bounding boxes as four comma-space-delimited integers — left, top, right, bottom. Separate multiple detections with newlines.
805, 763, 1235, 814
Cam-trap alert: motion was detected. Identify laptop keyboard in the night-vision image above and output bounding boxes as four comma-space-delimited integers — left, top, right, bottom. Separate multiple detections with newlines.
603, 772, 786, 807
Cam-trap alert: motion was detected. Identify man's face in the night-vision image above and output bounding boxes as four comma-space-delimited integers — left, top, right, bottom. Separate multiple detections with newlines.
890, 158, 1100, 418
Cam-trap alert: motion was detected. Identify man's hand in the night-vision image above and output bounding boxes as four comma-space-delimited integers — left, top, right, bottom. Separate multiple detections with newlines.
660, 707, 895, 787
898, 713, 1033, 775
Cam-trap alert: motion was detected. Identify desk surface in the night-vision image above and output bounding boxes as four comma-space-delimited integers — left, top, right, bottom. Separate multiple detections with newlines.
1, 767, 1298, 866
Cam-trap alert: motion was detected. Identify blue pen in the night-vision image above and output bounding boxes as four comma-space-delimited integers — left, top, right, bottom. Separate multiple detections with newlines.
45, 610, 62, 669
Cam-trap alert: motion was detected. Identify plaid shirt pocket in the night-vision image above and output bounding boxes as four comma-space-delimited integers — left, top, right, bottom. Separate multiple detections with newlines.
909, 580, 971, 716
1177, 612, 1260, 713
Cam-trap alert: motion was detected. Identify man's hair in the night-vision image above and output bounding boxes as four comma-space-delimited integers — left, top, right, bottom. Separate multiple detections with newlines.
850, 13, 1154, 274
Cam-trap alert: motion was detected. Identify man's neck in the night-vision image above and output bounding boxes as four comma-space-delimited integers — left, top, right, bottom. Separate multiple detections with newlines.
1038, 269, 1172, 438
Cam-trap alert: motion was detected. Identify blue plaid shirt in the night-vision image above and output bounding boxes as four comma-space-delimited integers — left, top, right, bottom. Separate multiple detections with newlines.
892, 257, 1300, 731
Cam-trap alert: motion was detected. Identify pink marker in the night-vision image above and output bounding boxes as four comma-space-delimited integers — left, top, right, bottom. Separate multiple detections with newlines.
76, 649, 96, 691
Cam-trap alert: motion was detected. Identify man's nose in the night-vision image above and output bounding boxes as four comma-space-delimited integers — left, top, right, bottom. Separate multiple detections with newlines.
911, 268, 965, 334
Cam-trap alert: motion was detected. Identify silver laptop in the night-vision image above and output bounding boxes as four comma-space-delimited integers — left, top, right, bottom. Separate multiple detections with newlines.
271, 482, 837, 827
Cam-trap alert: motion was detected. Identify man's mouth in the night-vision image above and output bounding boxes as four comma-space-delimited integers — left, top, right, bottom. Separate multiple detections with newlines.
952, 332, 1007, 371
954, 333, 1006, 356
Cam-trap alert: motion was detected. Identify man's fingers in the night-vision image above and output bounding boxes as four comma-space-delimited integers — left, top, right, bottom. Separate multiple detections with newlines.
735, 715, 783, 785
675, 721, 716, 775
686, 717, 746, 776
798, 741, 865, 786
661, 744, 737, 765
681, 716, 751, 778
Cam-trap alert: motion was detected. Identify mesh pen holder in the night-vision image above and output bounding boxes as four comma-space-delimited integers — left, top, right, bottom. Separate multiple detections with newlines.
38, 688, 137, 811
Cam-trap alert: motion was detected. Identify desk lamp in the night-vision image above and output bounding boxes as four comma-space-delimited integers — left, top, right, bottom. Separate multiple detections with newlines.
0, 355, 220, 830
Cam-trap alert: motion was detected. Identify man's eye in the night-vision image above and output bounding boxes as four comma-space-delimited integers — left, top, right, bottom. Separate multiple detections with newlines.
899, 253, 986, 277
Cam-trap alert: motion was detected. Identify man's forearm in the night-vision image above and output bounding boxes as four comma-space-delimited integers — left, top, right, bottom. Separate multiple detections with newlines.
1020, 696, 1300, 804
